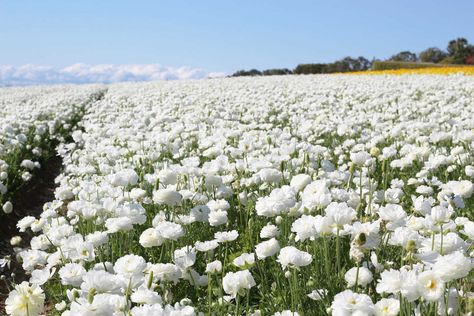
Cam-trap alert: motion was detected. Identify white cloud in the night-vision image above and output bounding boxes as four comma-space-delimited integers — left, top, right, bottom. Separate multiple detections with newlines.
0, 63, 226, 86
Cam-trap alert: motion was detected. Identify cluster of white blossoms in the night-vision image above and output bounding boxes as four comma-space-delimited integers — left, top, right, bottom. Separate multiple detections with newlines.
4, 74, 474, 315
0, 85, 105, 214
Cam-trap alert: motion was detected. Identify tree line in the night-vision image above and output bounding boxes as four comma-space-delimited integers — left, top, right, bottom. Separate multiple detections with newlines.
231, 37, 474, 76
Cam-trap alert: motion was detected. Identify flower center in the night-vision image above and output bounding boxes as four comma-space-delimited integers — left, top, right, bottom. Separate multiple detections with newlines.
426, 279, 436, 289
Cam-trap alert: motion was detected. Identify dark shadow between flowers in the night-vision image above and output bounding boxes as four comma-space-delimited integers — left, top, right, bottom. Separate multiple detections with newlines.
0, 155, 62, 304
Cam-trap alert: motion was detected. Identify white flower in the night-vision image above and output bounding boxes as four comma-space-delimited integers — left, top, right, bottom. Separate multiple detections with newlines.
378, 204, 406, 230
374, 298, 400, 316
208, 209, 228, 226
173, 246, 196, 269
222, 269, 256, 298
307, 289, 327, 301
5, 281, 45, 316
427, 205, 453, 225
257, 168, 282, 183
465, 165, 474, 178
110, 169, 138, 187
445, 180, 474, 198
19, 249, 47, 271
291, 215, 319, 242
277, 246, 312, 269
155, 221, 184, 241
344, 266, 373, 287
17, 216, 36, 232
325, 202, 356, 230
462, 221, 474, 240
233, 253, 255, 268
158, 169, 178, 185
350, 151, 371, 165
255, 185, 296, 217
147, 263, 182, 283
30, 267, 55, 285
114, 254, 147, 277
260, 224, 280, 239
300, 181, 332, 211
130, 285, 162, 305
105, 216, 134, 233
85, 231, 109, 247
153, 189, 182, 206
214, 230, 239, 243
417, 270, 445, 301
273, 311, 299, 316
59, 263, 86, 287
55, 301, 66, 311
290, 174, 312, 192
205, 260, 222, 273
139, 228, 164, 247
195, 240, 219, 252
331, 289, 374, 315
255, 238, 280, 260
130, 188, 147, 200
376, 268, 419, 301
433, 251, 472, 282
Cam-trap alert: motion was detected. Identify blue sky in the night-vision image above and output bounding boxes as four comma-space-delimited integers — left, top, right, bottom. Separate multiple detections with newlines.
0, 0, 473, 84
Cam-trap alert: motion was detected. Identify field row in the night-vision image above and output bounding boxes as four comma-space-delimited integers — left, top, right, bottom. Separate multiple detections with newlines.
2, 75, 474, 316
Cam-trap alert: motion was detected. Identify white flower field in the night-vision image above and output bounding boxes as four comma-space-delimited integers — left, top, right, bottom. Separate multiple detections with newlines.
1, 74, 474, 315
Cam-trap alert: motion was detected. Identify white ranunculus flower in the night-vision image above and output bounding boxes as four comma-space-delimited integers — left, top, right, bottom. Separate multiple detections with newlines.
59, 263, 86, 287
222, 269, 256, 298
374, 298, 400, 316
110, 169, 139, 187
139, 228, 164, 247
153, 189, 182, 206
344, 266, 373, 287
114, 254, 147, 277
277, 246, 312, 269
417, 270, 445, 301
205, 260, 222, 273
289, 174, 312, 192
5, 281, 45, 316
255, 238, 280, 260
155, 221, 184, 241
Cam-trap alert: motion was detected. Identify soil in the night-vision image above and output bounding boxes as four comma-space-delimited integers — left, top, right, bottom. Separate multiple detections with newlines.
0, 154, 62, 308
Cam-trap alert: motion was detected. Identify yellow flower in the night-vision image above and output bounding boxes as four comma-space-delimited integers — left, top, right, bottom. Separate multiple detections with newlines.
344, 66, 474, 76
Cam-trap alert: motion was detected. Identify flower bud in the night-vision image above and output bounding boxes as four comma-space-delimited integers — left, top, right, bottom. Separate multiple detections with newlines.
10, 236, 21, 246
2, 201, 13, 214
370, 147, 380, 157
406, 240, 417, 252
87, 288, 96, 304
147, 271, 154, 289
349, 162, 356, 173
354, 232, 366, 246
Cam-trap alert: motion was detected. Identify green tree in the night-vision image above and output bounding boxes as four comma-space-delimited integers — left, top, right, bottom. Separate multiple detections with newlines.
419, 47, 447, 63
262, 68, 292, 76
231, 69, 262, 77
447, 38, 474, 64
389, 51, 417, 62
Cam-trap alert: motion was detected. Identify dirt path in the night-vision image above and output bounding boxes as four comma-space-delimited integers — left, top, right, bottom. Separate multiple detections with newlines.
0, 154, 62, 302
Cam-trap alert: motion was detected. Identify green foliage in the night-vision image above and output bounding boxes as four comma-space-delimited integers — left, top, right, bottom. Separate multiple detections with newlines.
388, 51, 417, 62
294, 56, 371, 74
419, 47, 447, 63
372, 61, 459, 70
262, 68, 293, 76
231, 69, 262, 77
447, 37, 474, 64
